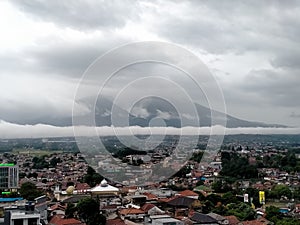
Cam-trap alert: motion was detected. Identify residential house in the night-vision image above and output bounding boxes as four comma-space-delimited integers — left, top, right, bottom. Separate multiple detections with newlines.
189, 212, 219, 225
141, 203, 164, 216
207, 213, 229, 225
119, 208, 145, 221
48, 214, 85, 225
177, 190, 199, 199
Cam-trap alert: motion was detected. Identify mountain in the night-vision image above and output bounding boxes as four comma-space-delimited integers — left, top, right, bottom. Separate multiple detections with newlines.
5, 97, 287, 128
128, 97, 286, 128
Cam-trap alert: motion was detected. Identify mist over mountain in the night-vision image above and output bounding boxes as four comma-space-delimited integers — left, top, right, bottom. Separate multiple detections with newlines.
4, 97, 286, 128
128, 97, 286, 128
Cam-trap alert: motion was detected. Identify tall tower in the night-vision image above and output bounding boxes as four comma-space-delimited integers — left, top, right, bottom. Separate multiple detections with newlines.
0, 163, 19, 192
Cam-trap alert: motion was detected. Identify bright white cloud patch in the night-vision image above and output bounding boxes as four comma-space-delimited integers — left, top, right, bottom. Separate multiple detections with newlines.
0, 121, 299, 139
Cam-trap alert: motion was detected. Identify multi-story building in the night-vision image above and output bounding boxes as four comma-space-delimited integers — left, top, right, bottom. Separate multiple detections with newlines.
0, 164, 19, 191
3, 203, 41, 225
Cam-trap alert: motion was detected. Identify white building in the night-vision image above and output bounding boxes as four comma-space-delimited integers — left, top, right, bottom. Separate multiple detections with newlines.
151, 216, 183, 225
90, 179, 119, 196
4, 210, 41, 225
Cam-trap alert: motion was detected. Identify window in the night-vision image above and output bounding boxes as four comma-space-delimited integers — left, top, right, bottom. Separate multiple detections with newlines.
28, 218, 38, 225
13, 219, 24, 225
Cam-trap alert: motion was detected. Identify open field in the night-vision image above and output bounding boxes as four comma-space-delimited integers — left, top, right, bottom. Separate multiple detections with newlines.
11, 148, 63, 156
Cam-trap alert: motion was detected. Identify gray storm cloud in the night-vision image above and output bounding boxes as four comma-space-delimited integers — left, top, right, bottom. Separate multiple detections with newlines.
0, 0, 300, 128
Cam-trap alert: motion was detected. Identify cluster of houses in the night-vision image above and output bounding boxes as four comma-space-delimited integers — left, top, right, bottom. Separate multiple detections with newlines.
1, 144, 300, 224
1, 178, 275, 225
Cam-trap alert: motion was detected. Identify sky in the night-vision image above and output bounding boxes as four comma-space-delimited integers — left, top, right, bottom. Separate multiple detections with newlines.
1, 0, 300, 138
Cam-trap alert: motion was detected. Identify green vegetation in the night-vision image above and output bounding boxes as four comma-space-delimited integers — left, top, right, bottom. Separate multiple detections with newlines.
63, 198, 106, 225
32, 156, 49, 169
266, 206, 299, 225
257, 151, 300, 172
199, 192, 256, 221
171, 152, 204, 179
112, 147, 147, 159
226, 202, 256, 221
172, 164, 192, 178
49, 156, 62, 167
77, 198, 106, 225
83, 166, 104, 187
190, 151, 204, 163
19, 182, 43, 201
65, 203, 77, 218
220, 152, 258, 179
268, 184, 292, 200
212, 180, 232, 193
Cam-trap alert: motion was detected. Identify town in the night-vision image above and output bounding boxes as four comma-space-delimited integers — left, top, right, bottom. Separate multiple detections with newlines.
0, 134, 300, 225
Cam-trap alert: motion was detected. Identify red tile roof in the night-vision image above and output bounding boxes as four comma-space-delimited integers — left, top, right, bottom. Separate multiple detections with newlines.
106, 218, 126, 225
242, 220, 265, 225
224, 215, 240, 225
76, 183, 90, 191
143, 192, 158, 200
141, 203, 156, 212
119, 208, 145, 215
48, 214, 85, 225
102, 205, 118, 210
49, 204, 67, 211
158, 195, 178, 203
178, 190, 199, 197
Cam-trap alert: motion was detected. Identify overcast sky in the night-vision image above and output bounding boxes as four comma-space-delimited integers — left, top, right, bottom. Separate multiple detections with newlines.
1, 0, 300, 132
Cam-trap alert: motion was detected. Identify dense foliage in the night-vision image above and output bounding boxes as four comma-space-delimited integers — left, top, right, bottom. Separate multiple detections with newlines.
268, 184, 292, 200
32, 156, 49, 169
65, 203, 76, 218
257, 151, 299, 172
220, 152, 258, 179
83, 166, 104, 187
199, 192, 256, 221
19, 182, 43, 201
77, 198, 106, 225
112, 147, 147, 159
266, 206, 299, 225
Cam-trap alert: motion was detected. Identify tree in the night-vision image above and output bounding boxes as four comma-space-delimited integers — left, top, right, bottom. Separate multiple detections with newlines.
270, 185, 292, 200
32, 156, 49, 169
42, 178, 47, 183
50, 157, 61, 167
19, 172, 26, 179
226, 202, 256, 221
222, 192, 239, 205
265, 206, 282, 223
206, 194, 222, 206
293, 187, 300, 200
245, 187, 261, 207
266, 206, 299, 225
84, 166, 104, 187
220, 153, 258, 179
77, 197, 105, 225
212, 180, 232, 193
19, 182, 43, 201
65, 203, 77, 218
66, 181, 75, 187
202, 200, 214, 214
90, 214, 106, 225
190, 152, 204, 162
172, 165, 191, 178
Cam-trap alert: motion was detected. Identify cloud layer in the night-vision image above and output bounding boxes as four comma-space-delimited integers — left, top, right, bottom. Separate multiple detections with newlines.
1, 0, 300, 128
1, 120, 299, 139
